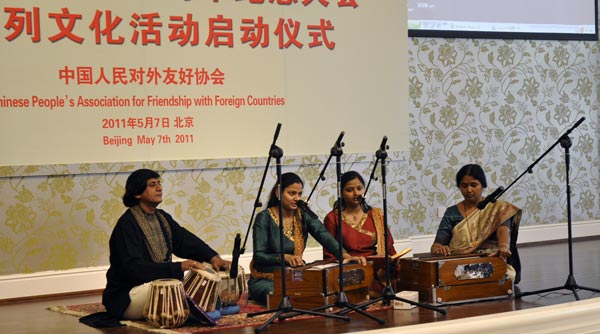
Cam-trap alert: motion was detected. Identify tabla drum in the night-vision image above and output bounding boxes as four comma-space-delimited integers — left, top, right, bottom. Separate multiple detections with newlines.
143, 279, 190, 329
218, 266, 248, 306
183, 266, 221, 312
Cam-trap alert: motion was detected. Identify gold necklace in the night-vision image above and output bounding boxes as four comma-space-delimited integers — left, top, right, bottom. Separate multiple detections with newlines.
342, 209, 367, 229
268, 208, 296, 241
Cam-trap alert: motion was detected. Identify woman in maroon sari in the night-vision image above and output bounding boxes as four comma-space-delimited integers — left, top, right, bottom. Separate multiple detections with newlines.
323, 171, 397, 296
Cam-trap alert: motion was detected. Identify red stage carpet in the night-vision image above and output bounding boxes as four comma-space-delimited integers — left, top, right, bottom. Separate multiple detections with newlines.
48, 301, 390, 334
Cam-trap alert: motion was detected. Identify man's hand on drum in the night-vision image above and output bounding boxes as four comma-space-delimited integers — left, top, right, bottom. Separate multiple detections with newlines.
210, 255, 231, 271
181, 260, 206, 272
284, 254, 305, 267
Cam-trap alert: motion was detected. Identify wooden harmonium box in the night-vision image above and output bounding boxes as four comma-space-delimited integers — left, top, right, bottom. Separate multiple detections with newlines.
268, 260, 373, 310
397, 255, 513, 305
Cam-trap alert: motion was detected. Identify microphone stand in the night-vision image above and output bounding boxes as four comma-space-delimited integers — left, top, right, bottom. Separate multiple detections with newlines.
330, 132, 386, 323
345, 136, 447, 315
279, 131, 384, 323
233, 123, 283, 281
516, 117, 600, 300
353, 154, 380, 213
247, 126, 349, 333
304, 135, 337, 203
311, 132, 387, 323
363, 153, 380, 196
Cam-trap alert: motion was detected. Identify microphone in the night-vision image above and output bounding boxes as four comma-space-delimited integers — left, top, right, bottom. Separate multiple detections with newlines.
379, 136, 388, 151
564, 117, 585, 137
357, 195, 370, 213
273, 123, 282, 142
229, 233, 241, 278
335, 131, 345, 147
477, 187, 504, 210
296, 200, 318, 219
571, 117, 585, 130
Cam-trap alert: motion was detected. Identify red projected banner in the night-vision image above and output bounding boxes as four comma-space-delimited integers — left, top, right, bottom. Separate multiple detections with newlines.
0, 1, 408, 166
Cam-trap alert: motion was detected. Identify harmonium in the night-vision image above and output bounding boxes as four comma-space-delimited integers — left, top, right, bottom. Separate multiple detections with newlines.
396, 254, 513, 305
267, 260, 374, 310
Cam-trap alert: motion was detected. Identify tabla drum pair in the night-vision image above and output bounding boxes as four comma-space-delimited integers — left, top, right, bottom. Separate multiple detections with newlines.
183, 265, 248, 311
143, 265, 247, 329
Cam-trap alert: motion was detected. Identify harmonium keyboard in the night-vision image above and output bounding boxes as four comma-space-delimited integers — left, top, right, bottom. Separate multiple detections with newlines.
267, 260, 374, 309
396, 254, 513, 305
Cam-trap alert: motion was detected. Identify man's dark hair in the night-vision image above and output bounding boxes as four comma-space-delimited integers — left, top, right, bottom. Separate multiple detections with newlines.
122, 169, 161, 207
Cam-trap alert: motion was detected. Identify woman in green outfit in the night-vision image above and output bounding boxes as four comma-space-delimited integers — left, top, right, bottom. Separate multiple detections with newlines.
248, 172, 367, 305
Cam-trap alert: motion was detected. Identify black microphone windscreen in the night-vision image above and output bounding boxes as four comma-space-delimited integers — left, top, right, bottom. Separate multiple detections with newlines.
379, 136, 388, 151
297, 200, 318, 219
477, 187, 504, 210
357, 195, 369, 213
229, 233, 241, 278
335, 131, 345, 146
273, 123, 282, 141
573, 117, 585, 128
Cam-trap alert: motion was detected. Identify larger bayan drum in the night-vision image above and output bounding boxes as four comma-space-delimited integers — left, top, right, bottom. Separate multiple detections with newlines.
183, 267, 221, 312
143, 279, 190, 329
218, 265, 248, 306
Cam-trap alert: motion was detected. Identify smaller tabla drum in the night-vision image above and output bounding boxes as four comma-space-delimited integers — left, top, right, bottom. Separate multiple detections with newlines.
143, 279, 190, 329
183, 266, 221, 312
218, 265, 248, 306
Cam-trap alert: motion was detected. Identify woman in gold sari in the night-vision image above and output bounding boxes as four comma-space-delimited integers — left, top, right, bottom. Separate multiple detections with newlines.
430, 164, 522, 283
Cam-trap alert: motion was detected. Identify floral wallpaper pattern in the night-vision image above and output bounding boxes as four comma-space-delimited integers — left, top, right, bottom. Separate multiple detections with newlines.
1, 36, 598, 276
407, 37, 599, 235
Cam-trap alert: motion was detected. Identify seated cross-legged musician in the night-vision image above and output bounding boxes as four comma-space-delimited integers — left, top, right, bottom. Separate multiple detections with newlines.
322, 171, 399, 297
247, 172, 367, 306
82, 169, 231, 328
430, 164, 522, 283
